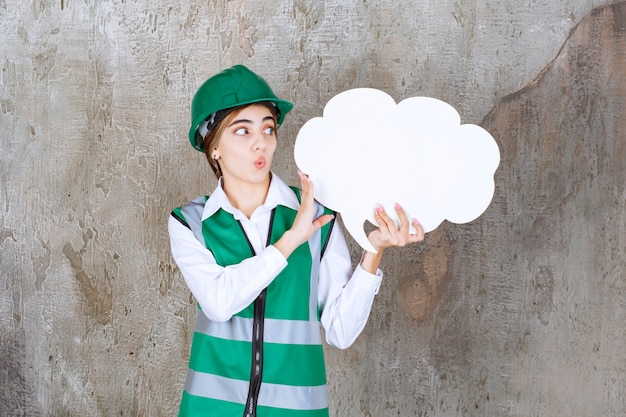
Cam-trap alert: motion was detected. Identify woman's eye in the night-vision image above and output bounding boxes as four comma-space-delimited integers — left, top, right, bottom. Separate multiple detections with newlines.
234, 127, 248, 135
263, 127, 275, 135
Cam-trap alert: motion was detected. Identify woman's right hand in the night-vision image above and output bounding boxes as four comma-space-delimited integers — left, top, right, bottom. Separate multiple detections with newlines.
274, 171, 334, 259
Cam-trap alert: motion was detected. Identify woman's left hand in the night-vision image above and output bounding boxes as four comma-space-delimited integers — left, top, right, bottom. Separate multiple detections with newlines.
367, 203, 425, 253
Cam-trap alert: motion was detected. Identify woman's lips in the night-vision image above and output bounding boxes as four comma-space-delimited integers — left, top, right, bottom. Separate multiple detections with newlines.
255, 157, 266, 169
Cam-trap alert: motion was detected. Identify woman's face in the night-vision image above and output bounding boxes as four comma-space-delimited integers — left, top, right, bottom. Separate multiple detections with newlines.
214, 103, 277, 189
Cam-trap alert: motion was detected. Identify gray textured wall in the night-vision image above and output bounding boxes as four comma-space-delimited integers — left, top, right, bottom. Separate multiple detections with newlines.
1, 1, 624, 416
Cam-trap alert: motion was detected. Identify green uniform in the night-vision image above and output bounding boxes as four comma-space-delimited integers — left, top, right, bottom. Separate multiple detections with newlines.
172, 191, 335, 417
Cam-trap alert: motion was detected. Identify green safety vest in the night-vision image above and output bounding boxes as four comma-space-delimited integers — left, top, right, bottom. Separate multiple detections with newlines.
171, 188, 335, 417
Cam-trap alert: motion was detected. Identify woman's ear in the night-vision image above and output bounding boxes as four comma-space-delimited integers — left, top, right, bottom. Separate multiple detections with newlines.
212, 149, 219, 160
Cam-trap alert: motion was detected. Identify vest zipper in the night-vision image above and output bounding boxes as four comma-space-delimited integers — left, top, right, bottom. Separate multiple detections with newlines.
240, 209, 275, 417
244, 288, 266, 417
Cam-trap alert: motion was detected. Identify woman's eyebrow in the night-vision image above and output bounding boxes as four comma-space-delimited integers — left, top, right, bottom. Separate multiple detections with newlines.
228, 115, 275, 127
228, 118, 251, 127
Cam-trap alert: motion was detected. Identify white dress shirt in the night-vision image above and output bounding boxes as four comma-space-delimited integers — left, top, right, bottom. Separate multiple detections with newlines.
168, 173, 383, 349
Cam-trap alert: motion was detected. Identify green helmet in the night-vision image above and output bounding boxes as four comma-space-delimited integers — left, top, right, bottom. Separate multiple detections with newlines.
188, 65, 294, 151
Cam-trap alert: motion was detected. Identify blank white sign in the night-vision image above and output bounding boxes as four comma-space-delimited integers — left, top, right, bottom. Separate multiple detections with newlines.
294, 88, 500, 253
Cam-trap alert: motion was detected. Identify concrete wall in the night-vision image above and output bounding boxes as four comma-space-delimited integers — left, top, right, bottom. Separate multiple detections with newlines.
1, 1, 624, 416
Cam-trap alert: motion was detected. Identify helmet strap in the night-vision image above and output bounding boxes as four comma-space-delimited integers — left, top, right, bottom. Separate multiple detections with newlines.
198, 108, 232, 139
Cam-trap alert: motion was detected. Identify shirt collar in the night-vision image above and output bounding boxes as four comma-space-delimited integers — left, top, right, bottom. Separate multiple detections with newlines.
201, 172, 300, 221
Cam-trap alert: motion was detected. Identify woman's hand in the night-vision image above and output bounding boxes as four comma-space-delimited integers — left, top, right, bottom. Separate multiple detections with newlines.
368, 203, 424, 251
274, 172, 334, 259
360, 204, 424, 274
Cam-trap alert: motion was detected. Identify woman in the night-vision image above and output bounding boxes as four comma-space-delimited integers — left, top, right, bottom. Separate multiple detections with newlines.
169, 65, 424, 417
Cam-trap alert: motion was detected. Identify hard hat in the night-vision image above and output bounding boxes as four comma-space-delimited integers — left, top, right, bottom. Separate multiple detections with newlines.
188, 65, 294, 151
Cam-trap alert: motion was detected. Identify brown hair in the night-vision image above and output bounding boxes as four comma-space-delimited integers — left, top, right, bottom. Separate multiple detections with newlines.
202, 102, 279, 179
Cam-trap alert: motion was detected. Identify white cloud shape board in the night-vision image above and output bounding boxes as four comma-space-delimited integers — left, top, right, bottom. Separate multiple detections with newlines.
294, 88, 500, 253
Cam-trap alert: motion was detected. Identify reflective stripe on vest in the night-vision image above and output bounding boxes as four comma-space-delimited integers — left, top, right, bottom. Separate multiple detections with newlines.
184, 369, 329, 411
194, 312, 323, 345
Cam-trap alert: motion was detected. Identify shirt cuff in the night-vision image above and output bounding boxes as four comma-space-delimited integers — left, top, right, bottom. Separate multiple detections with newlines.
263, 244, 289, 271
352, 264, 384, 295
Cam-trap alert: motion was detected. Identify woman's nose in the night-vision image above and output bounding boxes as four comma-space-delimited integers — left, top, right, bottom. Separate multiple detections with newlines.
253, 133, 266, 150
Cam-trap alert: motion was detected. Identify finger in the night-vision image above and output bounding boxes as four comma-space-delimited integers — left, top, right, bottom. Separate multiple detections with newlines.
312, 213, 334, 230
379, 205, 402, 236
298, 171, 314, 206
373, 206, 391, 232
394, 203, 411, 235
298, 170, 309, 191
409, 219, 425, 242
374, 206, 399, 244
376, 205, 396, 225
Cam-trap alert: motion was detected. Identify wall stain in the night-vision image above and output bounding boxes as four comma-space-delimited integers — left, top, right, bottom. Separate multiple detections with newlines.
399, 224, 455, 324
0, 333, 42, 417
31, 238, 51, 291
158, 260, 175, 296
530, 266, 554, 326
11, 278, 22, 327
1, 58, 18, 116
17, 26, 29, 45
62, 226, 113, 326
1, 223, 17, 246
31, 43, 57, 81
234, 0, 256, 57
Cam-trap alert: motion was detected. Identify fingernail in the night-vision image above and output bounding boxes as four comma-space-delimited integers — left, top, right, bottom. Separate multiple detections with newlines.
395, 203, 401, 210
